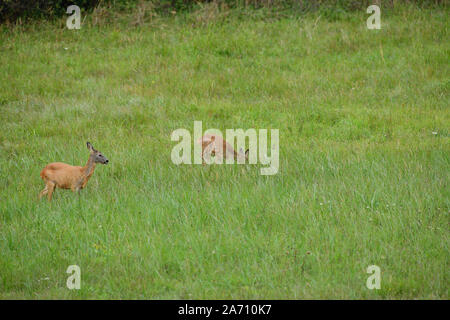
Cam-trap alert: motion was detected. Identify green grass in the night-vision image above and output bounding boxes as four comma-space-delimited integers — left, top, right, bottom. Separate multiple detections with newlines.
0, 5, 449, 299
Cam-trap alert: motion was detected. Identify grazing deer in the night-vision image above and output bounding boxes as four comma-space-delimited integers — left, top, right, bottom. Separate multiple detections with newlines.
197, 134, 249, 164
39, 142, 109, 201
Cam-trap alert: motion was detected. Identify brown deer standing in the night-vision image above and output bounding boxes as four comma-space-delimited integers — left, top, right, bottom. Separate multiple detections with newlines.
39, 142, 109, 201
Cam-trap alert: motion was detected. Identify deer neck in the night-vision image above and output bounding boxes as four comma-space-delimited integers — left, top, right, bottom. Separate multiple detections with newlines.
81, 154, 96, 179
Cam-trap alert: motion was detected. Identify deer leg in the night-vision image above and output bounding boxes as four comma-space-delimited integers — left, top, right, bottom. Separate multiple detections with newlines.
202, 149, 212, 165
39, 185, 48, 199
72, 180, 82, 193
201, 153, 206, 166
47, 181, 56, 202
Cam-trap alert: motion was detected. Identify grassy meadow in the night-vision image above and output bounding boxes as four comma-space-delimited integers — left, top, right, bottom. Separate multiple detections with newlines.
0, 4, 448, 299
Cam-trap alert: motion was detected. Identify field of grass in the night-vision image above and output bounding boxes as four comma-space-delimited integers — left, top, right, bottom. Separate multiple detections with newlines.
0, 4, 448, 299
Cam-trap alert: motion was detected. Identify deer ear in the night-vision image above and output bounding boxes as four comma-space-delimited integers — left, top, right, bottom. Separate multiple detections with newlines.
87, 142, 94, 152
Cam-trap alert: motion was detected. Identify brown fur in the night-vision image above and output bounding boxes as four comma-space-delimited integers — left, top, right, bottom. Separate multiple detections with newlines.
39, 142, 108, 201
197, 134, 248, 164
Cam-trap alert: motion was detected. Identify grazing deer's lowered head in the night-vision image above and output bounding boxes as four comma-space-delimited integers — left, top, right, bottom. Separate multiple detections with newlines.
39, 142, 108, 201
197, 134, 249, 164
